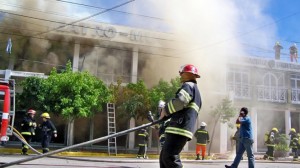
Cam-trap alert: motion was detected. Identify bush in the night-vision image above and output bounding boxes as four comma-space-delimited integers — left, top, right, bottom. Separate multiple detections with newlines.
275, 134, 289, 152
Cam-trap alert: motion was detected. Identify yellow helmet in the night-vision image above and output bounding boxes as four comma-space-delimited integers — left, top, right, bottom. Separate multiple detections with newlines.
236, 124, 240, 128
290, 128, 296, 132
41, 112, 50, 119
272, 127, 278, 132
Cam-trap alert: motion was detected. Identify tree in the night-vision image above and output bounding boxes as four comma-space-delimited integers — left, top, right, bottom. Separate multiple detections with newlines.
17, 76, 47, 110
19, 61, 111, 145
208, 97, 236, 156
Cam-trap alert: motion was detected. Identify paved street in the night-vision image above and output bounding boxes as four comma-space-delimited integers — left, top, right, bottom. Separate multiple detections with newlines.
1, 155, 300, 168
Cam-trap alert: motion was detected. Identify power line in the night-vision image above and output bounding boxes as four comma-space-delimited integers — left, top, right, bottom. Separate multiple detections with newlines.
0, 0, 136, 46
0, 10, 175, 44
0, 31, 180, 59
52, 0, 169, 22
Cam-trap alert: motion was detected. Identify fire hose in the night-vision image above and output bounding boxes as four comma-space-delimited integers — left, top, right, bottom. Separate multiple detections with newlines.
0, 114, 167, 168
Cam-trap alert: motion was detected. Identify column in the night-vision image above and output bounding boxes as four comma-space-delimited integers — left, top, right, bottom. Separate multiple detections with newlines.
251, 107, 257, 152
73, 43, 80, 72
220, 122, 227, 153
285, 110, 291, 136
131, 47, 138, 83
128, 47, 139, 149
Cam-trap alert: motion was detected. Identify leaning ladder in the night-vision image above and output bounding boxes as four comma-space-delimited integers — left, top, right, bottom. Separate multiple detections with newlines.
107, 103, 117, 156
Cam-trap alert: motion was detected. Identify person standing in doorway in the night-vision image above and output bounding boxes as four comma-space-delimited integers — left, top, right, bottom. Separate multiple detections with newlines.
159, 64, 202, 168
194, 121, 210, 160
20, 109, 37, 155
225, 107, 255, 168
40, 112, 57, 154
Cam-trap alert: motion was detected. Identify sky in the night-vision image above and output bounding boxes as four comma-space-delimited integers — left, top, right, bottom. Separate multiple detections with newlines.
1, 0, 300, 62
56, 0, 300, 62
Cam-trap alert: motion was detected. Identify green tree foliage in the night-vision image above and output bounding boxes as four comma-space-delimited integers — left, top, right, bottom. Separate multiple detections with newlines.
148, 77, 181, 116
119, 80, 150, 120
17, 77, 47, 110
42, 61, 111, 119
18, 61, 111, 119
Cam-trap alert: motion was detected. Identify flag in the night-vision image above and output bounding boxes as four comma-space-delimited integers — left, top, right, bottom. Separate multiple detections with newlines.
6, 38, 12, 54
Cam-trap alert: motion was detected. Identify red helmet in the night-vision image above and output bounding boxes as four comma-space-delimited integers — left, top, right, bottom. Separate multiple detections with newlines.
179, 64, 200, 78
27, 109, 36, 115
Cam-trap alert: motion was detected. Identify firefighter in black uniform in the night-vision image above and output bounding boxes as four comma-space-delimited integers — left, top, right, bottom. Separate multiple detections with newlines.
194, 122, 210, 160
159, 64, 202, 168
20, 109, 37, 155
289, 128, 299, 161
136, 129, 149, 159
263, 127, 279, 161
40, 112, 57, 153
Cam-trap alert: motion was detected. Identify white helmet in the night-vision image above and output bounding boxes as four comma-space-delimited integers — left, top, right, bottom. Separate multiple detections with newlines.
158, 100, 166, 108
200, 122, 207, 127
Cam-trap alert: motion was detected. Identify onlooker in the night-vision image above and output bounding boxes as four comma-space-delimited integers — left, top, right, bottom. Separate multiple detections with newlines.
231, 123, 243, 160
225, 107, 255, 168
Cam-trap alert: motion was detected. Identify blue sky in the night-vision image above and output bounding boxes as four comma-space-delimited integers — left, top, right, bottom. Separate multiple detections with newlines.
1, 0, 300, 62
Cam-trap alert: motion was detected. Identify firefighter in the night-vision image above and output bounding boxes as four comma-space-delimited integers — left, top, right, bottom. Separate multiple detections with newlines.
159, 64, 202, 168
231, 123, 243, 160
157, 100, 170, 148
136, 129, 149, 159
289, 128, 299, 161
40, 112, 57, 154
194, 121, 210, 160
20, 109, 37, 155
263, 127, 279, 161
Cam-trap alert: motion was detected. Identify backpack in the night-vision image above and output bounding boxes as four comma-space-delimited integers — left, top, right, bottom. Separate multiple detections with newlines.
264, 131, 269, 143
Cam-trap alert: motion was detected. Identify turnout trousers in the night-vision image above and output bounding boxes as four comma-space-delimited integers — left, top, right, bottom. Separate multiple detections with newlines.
159, 133, 189, 168
41, 133, 52, 153
21, 134, 32, 154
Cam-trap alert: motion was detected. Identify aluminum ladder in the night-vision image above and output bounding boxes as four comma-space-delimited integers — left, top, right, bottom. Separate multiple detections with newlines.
107, 103, 117, 156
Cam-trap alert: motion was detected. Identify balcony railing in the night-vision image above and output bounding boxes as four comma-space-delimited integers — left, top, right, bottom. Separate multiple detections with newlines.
291, 89, 300, 104
227, 83, 251, 99
257, 86, 287, 103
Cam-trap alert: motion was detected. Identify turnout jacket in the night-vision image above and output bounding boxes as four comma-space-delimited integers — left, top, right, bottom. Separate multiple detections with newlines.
20, 115, 37, 136
165, 80, 201, 140
40, 119, 57, 136
138, 130, 149, 146
194, 127, 209, 145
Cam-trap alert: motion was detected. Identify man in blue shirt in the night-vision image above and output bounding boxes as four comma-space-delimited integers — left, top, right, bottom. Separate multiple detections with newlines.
225, 107, 255, 168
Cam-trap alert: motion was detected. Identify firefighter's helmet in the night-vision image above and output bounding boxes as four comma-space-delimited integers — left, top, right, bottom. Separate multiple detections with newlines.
236, 124, 240, 128
291, 128, 296, 133
272, 127, 278, 132
27, 109, 36, 115
179, 64, 200, 78
158, 100, 166, 108
41, 112, 50, 119
200, 122, 207, 127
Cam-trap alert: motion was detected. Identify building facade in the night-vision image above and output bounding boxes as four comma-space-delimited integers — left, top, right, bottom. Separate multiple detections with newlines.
227, 56, 300, 151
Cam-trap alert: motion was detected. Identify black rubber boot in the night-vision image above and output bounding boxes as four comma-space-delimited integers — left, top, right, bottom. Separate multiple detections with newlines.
195, 154, 200, 160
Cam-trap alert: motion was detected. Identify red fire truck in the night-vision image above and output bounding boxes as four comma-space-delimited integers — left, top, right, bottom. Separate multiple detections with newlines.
0, 79, 15, 145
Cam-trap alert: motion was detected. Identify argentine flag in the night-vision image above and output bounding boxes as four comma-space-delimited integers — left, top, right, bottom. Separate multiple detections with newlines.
6, 38, 12, 54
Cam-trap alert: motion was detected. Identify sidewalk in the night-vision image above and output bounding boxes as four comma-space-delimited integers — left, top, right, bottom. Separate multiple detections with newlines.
1, 142, 299, 163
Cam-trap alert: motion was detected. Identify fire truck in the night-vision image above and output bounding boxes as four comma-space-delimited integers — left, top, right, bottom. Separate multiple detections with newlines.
0, 78, 15, 145
0, 69, 46, 145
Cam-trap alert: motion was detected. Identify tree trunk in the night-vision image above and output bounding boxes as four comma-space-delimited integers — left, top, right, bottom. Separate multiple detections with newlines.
208, 114, 221, 156
89, 117, 94, 146
128, 117, 135, 149
66, 118, 75, 146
